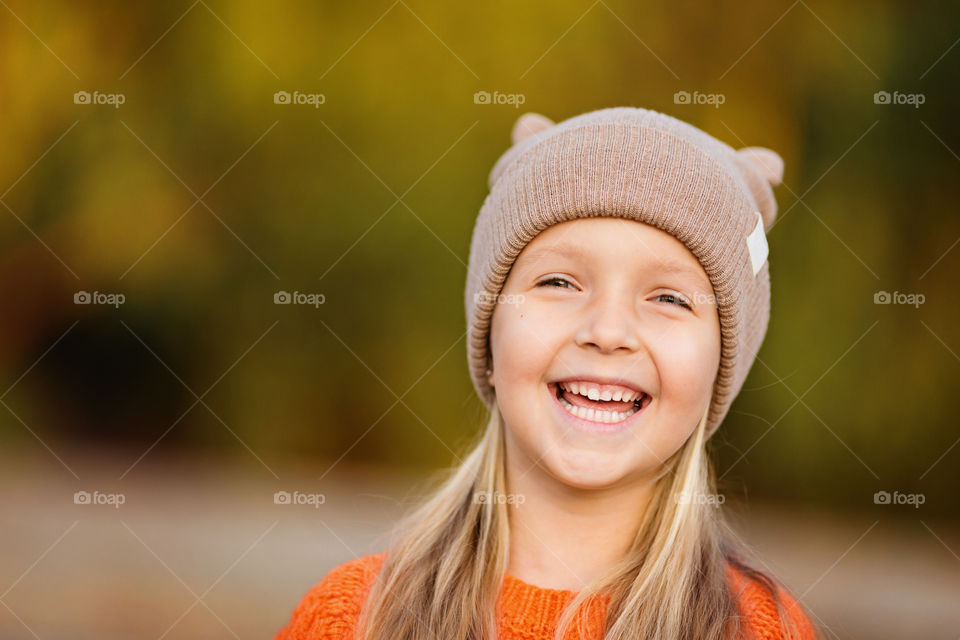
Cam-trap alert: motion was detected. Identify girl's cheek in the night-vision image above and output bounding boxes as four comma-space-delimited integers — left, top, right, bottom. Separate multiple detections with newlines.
501, 302, 564, 344
491, 306, 540, 365
492, 304, 567, 381
655, 331, 718, 395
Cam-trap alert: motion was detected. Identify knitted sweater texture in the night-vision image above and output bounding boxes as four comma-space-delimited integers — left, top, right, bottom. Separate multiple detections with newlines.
272, 552, 816, 640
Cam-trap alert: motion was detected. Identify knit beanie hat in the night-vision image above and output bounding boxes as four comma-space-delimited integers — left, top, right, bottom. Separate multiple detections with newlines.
464, 106, 785, 438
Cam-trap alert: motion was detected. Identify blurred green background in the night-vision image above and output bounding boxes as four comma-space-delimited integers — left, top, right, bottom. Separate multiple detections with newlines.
4, 0, 957, 508
0, 2, 959, 636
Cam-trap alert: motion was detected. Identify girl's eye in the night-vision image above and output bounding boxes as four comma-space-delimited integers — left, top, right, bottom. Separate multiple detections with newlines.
536, 277, 576, 290
654, 293, 692, 310
535, 280, 691, 309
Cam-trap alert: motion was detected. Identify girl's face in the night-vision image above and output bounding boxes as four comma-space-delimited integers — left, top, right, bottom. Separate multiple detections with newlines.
488, 217, 721, 490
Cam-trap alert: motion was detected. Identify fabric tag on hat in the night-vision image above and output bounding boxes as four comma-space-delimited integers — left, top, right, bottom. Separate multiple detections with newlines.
746, 211, 768, 276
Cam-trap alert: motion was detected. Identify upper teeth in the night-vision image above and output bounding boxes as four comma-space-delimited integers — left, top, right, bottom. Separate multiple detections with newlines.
558, 381, 642, 403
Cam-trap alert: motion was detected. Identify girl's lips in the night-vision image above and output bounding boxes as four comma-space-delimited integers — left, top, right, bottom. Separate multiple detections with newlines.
546, 382, 650, 434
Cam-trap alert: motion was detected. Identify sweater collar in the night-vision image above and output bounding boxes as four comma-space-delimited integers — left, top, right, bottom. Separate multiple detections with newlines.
497, 573, 611, 637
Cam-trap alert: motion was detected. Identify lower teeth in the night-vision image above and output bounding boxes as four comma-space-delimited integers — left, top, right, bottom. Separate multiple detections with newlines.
556, 388, 642, 424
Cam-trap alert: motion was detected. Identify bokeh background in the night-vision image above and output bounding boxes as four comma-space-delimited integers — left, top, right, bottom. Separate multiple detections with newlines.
1, 1, 958, 638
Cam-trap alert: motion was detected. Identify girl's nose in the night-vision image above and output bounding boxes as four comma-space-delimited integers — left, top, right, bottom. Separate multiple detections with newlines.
573, 292, 643, 354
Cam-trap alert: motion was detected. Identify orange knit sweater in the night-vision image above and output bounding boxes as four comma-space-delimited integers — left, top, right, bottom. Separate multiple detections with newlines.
272, 552, 817, 640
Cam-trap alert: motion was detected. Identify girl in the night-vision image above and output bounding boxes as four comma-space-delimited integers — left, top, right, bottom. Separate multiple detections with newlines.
273, 107, 819, 640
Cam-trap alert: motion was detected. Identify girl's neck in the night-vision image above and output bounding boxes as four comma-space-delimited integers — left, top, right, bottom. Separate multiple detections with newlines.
504, 460, 656, 592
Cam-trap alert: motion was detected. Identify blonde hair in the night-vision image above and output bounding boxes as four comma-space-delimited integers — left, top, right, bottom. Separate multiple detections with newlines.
357, 404, 816, 640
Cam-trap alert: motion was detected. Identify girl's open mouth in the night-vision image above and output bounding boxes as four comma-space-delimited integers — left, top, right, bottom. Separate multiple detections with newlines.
547, 381, 651, 431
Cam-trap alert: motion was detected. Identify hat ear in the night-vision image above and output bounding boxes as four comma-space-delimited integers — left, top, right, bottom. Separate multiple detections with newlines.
511, 112, 555, 144
736, 147, 784, 187
734, 146, 784, 230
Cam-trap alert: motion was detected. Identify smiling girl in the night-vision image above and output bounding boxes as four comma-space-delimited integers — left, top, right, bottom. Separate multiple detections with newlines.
273, 107, 818, 640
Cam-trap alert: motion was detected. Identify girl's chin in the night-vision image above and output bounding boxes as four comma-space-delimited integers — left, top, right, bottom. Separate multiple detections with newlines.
543, 445, 668, 492
551, 467, 627, 491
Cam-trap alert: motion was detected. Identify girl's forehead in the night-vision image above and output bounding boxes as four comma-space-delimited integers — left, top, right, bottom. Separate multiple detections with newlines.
529, 216, 675, 246
522, 219, 694, 262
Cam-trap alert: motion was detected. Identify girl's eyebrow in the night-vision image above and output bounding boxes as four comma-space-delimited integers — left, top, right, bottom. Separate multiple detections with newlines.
522, 243, 585, 262
647, 260, 712, 290
657, 259, 706, 278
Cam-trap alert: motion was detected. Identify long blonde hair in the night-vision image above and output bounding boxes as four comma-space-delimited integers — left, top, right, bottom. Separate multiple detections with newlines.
357, 404, 815, 640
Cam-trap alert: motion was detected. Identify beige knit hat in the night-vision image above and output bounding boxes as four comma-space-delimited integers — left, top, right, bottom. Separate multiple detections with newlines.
464, 107, 784, 437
